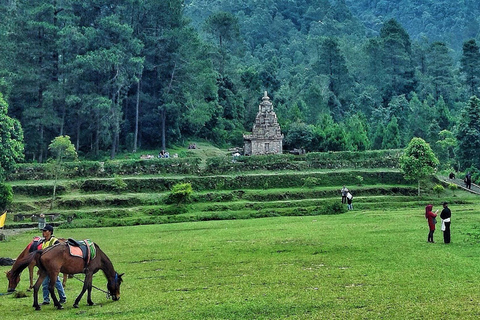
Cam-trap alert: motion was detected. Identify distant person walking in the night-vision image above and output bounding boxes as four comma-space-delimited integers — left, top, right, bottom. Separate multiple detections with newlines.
440, 202, 451, 244
465, 172, 472, 189
425, 204, 438, 243
341, 186, 348, 204
346, 192, 353, 210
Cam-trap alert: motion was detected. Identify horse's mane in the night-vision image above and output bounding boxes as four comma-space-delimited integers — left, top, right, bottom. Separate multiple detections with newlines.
10, 251, 40, 279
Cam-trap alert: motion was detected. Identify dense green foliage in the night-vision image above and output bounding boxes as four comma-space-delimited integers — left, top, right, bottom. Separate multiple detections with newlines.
0, 183, 13, 211
0, 93, 24, 181
2, 1, 480, 173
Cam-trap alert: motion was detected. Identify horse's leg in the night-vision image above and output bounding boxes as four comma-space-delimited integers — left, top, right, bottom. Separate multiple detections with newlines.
48, 274, 63, 310
86, 273, 95, 306
62, 273, 67, 288
32, 272, 46, 311
28, 263, 35, 290
73, 273, 92, 308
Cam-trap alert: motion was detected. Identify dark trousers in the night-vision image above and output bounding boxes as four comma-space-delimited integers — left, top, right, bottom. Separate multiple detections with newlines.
342, 196, 346, 204
443, 222, 451, 243
428, 230, 435, 242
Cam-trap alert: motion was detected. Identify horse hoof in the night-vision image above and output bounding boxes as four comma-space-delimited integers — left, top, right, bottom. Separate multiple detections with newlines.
56, 305, 64, 310
35, 306, 41, 311
73, 304, 79, 308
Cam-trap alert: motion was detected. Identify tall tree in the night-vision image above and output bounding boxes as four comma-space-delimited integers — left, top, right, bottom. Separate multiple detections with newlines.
455, 96, 480, 170
425, 42, 455, 102
345, 114, 370, 151
382, 116, 401, 149
379, 19, 416, 102
9, 1, 66, 162
64, 1, 144, 158
400, 137, 439, 196
313, 37, 353, 118
460, 39, 480, 97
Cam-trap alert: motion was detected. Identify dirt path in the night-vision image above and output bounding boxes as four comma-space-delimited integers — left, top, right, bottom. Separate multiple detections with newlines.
438, 176, 480, 195
0, 227, 36, 238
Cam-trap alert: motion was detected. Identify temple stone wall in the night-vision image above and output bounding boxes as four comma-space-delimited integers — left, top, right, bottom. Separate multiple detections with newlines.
243, 92, 283, 156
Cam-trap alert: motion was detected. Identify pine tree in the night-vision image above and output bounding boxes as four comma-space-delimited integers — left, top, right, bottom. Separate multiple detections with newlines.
425, 42, 455, 102
455, 96, 480, 169
460, 39, 480, 97
379, 19, 416, 101
382, 116, 401, 149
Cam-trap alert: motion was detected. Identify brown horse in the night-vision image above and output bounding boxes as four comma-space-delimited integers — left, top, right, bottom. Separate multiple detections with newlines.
7, 241, 123, 310
5, 237, 68, 291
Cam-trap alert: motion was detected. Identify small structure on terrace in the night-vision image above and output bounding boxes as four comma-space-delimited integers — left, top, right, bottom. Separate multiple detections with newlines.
243, 91, 283, 156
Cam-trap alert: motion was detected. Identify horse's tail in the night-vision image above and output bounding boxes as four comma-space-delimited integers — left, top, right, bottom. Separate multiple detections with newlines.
10, 250, 42, 280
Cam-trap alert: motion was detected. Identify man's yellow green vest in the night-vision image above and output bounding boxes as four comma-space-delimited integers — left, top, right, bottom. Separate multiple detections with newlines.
42, 236, 58, 249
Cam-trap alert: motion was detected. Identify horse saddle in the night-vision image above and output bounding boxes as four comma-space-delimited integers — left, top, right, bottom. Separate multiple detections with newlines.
67, 238, 96, 265
28, 236, 43, 253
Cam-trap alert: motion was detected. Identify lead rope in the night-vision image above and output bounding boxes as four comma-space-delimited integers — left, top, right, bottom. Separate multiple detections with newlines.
71, 275, 111, 299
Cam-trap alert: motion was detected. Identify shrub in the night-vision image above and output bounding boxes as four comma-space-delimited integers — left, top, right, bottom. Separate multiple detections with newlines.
112, 176, 127, 194
355, 175, 364, 186
166, 183, 193, 205
433, 184, 445, 197
448, 183, 458, 196
0, 183, 13, 211
303, 177, 319, 188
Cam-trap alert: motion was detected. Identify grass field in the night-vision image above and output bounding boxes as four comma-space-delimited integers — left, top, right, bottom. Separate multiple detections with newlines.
2, 197, 480, 319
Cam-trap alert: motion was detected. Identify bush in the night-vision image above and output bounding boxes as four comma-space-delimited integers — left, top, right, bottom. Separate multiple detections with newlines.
433, 184, 445, 197
0, 183, 13, 211
165, 183, 193, 205
448, 183, 458, 196
303, 177, 319, 188
355, 175, 364, 186
112, 176, 127, 193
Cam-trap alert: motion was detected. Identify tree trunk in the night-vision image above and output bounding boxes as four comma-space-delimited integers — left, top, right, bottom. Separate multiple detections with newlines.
94, 109, 100, 156
133, 79, 140, 153
417, 180, 421, 196
161, 107, 166, 151
76, 115, 81, 151
51, 167, 58, 210
39, 123, 44, 163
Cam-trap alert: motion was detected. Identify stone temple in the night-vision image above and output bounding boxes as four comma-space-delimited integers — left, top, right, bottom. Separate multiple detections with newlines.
243, 92, 283, 156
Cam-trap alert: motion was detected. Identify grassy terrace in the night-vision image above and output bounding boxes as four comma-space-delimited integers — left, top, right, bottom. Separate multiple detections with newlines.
2, 202, 480, 319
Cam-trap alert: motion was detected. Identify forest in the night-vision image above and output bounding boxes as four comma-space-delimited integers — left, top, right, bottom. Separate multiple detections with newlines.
1, 0, 480, 171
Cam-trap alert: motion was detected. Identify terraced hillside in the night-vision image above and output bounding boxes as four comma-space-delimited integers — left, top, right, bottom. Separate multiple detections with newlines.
4, 150, 442, 230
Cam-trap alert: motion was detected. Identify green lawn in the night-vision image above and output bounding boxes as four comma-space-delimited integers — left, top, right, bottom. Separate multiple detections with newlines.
2, 200, 480, 319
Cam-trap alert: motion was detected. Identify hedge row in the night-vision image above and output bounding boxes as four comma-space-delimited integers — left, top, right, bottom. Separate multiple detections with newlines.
77, 171, 408, 193
203, 150, 402, 174
8, 150, 402, 181
9, 186, 416, 212
8, 157, 202, 181
58, 200, 346, 229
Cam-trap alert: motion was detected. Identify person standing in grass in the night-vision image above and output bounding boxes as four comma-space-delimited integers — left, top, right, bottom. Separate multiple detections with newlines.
341, 186, 348, 204
346, 191, 353, 210
440, 202, 451, 244
425, 204, 438, 243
